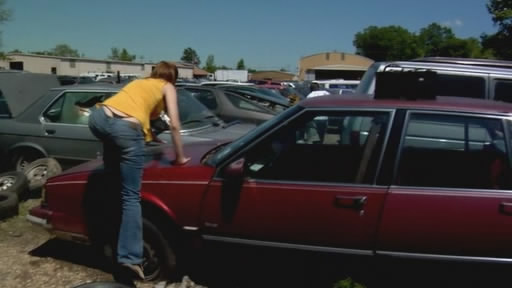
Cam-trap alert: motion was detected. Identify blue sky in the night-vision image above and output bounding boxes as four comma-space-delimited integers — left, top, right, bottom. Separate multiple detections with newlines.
2, 0, 497, 72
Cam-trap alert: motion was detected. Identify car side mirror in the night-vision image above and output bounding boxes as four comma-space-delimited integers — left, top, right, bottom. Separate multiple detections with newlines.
224, 158, 245, 179
221, 157, 245, 223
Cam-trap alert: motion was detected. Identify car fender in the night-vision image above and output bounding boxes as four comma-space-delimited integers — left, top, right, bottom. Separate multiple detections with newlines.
8, 142, 48, 158
141, 192, 177, 222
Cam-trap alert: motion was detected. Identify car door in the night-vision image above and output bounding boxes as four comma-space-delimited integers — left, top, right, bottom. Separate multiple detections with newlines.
377, 111, 512, 260
200, 109, 393, 252
40, 90, 113, 164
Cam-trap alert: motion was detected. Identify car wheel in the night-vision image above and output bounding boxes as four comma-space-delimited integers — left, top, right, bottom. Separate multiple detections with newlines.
142, 218, 177, 281
23, 158, 62, 191
71, 281, 134, 288
0, 171, 29, 199
12, 149, 44, 172
0, 191, 19, 220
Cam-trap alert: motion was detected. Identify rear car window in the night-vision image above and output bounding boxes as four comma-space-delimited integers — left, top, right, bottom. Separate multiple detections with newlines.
435, 74, 486, 99
494, 80, 512, 103
397, 113, 509, 190
225, 92, 270, 113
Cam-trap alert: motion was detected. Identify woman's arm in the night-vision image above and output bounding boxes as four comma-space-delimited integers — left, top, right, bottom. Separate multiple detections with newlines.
163, 83, 190, 165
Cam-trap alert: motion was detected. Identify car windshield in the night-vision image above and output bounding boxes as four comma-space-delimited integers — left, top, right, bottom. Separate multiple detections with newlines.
177, 88, 220, 128
206, 104, 303, 166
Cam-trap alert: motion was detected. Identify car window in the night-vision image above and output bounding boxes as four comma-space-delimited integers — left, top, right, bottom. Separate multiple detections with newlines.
243, 110, 390, 184
43, 92, 113, 125
397, 113, 509, 190
494, 79, 512, 103
186, 88, 218, 110
435, 74, 486, 99
225, 92, 270, 113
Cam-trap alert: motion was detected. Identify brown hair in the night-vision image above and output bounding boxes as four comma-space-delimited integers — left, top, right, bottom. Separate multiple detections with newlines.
150, 61, 179, 84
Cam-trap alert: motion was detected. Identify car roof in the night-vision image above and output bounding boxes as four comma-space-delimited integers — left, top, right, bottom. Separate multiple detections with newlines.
301, 94, 512, 115
412, 57, 512, 69
50, 82, 126, 91
377, 60, 512, 75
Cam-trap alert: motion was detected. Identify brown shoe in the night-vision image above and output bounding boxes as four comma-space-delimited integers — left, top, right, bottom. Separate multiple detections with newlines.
121, 263, 145, 280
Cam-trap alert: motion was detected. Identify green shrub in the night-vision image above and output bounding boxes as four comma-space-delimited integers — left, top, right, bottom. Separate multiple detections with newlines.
333, 277, 366, 288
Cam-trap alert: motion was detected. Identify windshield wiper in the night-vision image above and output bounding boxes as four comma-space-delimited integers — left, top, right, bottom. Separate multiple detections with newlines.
181, 119, 204, 125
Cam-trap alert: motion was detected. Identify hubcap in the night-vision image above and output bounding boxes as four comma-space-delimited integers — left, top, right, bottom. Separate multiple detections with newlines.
142, 240, 160, 281
0, 176, 16, 191
26, 165, 48, 186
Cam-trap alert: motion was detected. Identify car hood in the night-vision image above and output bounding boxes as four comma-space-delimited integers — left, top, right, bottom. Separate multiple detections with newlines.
49, 137, 229, 182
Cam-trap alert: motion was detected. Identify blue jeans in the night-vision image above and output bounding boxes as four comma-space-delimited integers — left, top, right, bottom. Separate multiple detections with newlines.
88, 107, 145, 265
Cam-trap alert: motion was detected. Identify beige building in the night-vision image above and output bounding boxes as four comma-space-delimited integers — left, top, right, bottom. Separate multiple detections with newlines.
250, 71, 296, 82
0, 53, 195, 79
299, 52, 374, 81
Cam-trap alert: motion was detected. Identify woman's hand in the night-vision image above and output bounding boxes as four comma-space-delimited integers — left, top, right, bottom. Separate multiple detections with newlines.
174, 156, 191, 166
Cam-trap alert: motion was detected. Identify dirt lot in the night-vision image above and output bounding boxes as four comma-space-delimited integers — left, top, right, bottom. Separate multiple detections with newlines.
0, 199, 203, 288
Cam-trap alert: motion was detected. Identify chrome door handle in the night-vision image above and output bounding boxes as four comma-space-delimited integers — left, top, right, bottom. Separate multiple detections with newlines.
334, 196, 367, 210
500, 202, 512, 216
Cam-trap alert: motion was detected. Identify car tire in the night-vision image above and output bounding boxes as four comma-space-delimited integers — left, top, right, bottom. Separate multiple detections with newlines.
71, 281, 134, 288
23, 158, 62, 191
142, 218, 177, 281
12, 149, 44, 172
0, 171, 29, 198
0, 191, 19, 220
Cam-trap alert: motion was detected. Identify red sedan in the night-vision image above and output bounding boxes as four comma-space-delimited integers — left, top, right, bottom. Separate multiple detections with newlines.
28, 93, 512, 282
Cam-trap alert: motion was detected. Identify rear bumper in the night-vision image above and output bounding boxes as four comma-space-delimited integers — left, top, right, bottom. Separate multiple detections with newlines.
26, 205, 53, 229
27, 205, 89, 243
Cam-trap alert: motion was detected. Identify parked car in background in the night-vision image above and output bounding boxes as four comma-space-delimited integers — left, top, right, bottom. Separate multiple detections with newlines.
199, 81, 254, 87
257, 84, 306, 104
0, 83, 255, 172
356, 57, 512, 102
217, 84, 290, 112
0, 71, 60, 120
182, 85, 277, 125
58, 75, 96, 86
28, 90, 512, 283
313, 79, 360, 91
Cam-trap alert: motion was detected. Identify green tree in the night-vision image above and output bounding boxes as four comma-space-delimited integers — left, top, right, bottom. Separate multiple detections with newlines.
353, 25, 421, 61
236, 58, 246, 70
482, 0, 512, 59
204, 54, 216, 73
8, 49, 21, 53
0, 0, 11, 49
108, 47, 136, 62
109, 47, 120, 60
418, 23, 456, 56
32, 44, 80, 57
52, 44, 80, 57
181, 47, 200, 65
119, 48, 136, 62
438, 37, 484, 58
487, 0, 512, 32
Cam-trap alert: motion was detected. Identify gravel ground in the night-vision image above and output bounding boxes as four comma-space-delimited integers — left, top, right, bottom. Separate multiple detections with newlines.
0, 199, 205, 288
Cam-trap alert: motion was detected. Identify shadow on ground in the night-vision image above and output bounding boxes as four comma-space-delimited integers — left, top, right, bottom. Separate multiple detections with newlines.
29, 238, 113, 274
28, 238, 512, 288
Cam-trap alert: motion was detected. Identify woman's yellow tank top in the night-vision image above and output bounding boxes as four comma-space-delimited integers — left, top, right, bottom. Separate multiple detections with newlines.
102, 78, 167, 142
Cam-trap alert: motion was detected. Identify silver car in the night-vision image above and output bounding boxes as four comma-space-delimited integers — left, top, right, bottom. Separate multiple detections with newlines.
0, 79, 254, 171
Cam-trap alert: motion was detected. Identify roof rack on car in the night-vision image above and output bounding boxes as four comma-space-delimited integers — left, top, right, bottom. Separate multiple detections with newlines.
374, 71, 437, 100
412, 57, 512, 69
